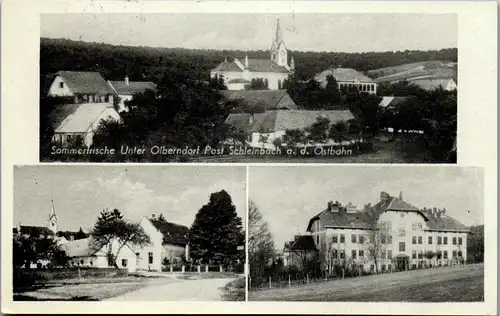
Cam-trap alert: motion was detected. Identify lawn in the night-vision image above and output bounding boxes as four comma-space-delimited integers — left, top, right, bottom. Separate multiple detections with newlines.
220, 276, 246, 301
14, 275, 177, 301
249, 264, 484, 302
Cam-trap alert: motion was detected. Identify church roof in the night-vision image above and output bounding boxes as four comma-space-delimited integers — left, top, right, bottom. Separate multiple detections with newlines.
220, 90, 298, 112
55, 71, 115, 95
108, 80, 157, 96
149, 218, 189, 247
212, 59, 290, 73
314, 68, 375, 86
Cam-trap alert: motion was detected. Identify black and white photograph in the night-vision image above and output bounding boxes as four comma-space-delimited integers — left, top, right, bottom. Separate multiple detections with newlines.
248, 166, 484, 302
40, 13, 458, 163
13, 165, 246, 301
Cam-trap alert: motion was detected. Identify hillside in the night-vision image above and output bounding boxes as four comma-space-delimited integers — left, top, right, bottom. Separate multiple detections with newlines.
368, 60, 457, 83
40, 37, 457, 90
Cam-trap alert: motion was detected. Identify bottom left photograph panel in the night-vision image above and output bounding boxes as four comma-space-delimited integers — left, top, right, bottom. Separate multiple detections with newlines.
11, 165, 247, 302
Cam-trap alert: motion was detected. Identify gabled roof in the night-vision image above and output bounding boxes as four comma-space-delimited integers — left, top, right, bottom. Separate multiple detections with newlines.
314, 68, 375, 86
379, 96, 412, 108
49, 103, 120, 133
226, 109, 355, 134
149, 218, 189, 247
409, 78, 456, 91
56, 71, 115, 95
220, 90, 298, 112
306, 207, 375, 231
16, 225, 55, 236
108, 80, 157, 96
284, 235, 317, 252
212, 59, 290, 73
60, 238, 99, 257
421, 211, 470, 233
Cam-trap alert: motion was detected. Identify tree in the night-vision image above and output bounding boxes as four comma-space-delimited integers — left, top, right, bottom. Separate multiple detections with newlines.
329, 121, 348, 143
13, 234, 69, 268
363, 208, 389, 274
158, 213, 166, 222
306, 117, 331, 144
248, 201, 276, 284
89, 208, 151, 268
188, 190, 243, 266
75, 227, 88, 240
246, 78, 268, 90
283, 129, 305, 148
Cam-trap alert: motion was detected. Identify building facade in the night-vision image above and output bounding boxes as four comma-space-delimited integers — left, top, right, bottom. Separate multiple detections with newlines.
313, 68, 378, 95
210, 19, 294, 90
303, 192, 470, 274
47, 71, 115, 103
108, 76, 157, 112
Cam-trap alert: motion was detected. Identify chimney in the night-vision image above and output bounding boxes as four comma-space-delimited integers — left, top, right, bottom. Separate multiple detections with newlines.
399, 191, 403, 201
380, 191, 390, 203
327, 201, 334, 211
151, 213, 156, 219
125, 76, 130, 86
442, 208, 446, 215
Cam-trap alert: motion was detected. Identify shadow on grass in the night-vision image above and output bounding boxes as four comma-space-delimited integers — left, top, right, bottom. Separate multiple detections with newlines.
14, 295, 99, 301
220, 277, 245, 301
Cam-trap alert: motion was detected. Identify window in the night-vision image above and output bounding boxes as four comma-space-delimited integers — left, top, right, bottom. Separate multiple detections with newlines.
370, 264, 375, 272
381, 234, 386, 244
316, 235, 319, 244
458, 250, 463, 257
66, 135, 72, 142
443, 237, 448, 245
452, 237, 457, 245
458, 237, 463, 245
452, 250, 457, 258
412, 250, 417, 259
340, 234, 345, 243
351, 234, 357, 244
352, 250, 357, 259
381, 264, 386, 272
388, 264, 392, 271
148, 252, 154, 264
443, 251, 448, 259
399, 242, 405, 252
122, 259, 128, 267
428, 236, 433, 244
359, 250, 364, 258
418, 223, 423, 231
359, 235, 365, 244
332, 234, 338, 243
387, 250, 392, 259
437, 236, 442, 245
59, 82, 64, 88
277, 79, 282, 89
388, 235, 392, 244
381, 250, 386, 259
418, 251, 423, 259
90, 260, 93, 266
418, 236, 423, 244
412, 236, 417, 244
105, 95, 109, 102
398, 229, 406, 237
333, 249, 338, 258
80, 259, 84, 265
340, 249, 345, 259
387, 221, 392, 230
412, 223, 417, 231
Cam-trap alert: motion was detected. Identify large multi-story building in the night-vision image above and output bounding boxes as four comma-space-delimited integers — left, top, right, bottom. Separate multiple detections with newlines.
300, 191, 470, 274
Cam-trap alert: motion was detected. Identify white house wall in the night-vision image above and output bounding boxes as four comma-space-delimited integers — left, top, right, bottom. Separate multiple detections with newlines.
136, 217, 164, 271
211, 70, 290, 90
47, 76, 74, 97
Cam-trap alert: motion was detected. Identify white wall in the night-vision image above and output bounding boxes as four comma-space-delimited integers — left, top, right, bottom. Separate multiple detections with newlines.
117, 95, 133, 112
47, 76, 74, 97
136, 217, 163, 271
211, 70, 290, 90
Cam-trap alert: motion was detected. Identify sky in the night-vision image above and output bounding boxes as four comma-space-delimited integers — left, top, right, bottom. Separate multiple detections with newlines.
14, 166, 246, 232
249, 166, 483, 250
40, 13, 457, 53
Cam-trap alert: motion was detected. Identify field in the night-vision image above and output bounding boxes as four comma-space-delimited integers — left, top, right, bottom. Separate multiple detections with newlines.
248, 264, 484, 302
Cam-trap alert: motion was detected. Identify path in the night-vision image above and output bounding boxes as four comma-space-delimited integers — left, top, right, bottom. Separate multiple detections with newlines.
106, 277, 235, 301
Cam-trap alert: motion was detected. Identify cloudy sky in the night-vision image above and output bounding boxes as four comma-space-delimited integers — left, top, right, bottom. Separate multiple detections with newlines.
41, 13, 457, 53
14, 166, 246, 232
249, 166, 483, 249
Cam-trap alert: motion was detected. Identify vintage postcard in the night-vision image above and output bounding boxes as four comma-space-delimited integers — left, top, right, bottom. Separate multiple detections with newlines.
11, 165, 246, 302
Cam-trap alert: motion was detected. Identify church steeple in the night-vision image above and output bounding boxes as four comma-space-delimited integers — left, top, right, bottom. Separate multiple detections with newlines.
275, 18, 283, 46
48, 197, 58, 234
270, 17, 288, 68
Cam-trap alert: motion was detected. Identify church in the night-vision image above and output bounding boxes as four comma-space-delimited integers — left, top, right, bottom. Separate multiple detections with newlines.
210, 18, 295, 90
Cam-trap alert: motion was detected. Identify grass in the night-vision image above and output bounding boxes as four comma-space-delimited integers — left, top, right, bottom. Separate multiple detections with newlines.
220, 277, 245, 301
249, 264, 484, 302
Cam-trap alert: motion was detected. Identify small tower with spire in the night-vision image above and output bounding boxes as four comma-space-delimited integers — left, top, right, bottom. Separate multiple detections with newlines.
270, 17, 288, 68
48, 197, 58, 234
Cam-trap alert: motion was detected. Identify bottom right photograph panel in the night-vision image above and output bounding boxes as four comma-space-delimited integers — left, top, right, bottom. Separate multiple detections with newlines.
248, 166, 484, 302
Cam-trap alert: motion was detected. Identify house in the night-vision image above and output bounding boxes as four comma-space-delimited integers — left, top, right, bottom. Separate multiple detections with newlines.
225, 109, 355, 148
46, 71, 116, 103
108, 76, 157, 112
135, 215, 189, 272
306, 191, 470, 274
283, 235, 318, 269
60, 237, 137, 272
48, 102, 121, 147
313, 68, 377, 94
211, 19, 294, 90
379, 96, 412, 109
408, 78, 457, 91
220, 90, 299, 113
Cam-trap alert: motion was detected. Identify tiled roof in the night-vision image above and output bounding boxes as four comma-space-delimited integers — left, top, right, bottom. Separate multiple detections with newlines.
212, 59, 290, 73
60, 238, 97, 257
422, 211, 470, 233
220, 90, 298, 112
149, 218, 189, 247
379, 96, 412, 108
109, 81, 157, 95
16, 225, 55, 236
314, 68, 375, 86
57, 71, 115, 95
49, 103, 120, 133
284, 235, 317, 251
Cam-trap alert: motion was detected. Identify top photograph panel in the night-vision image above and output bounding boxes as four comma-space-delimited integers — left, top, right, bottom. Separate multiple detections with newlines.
40, 13, 457, 163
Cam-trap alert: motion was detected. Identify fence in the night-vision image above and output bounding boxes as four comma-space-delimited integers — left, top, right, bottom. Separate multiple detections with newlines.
161, 263, 244, 274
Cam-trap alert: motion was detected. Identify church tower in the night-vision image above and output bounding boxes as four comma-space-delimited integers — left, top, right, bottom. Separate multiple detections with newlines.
270, 18, 288, 68
48, 197, 58, 234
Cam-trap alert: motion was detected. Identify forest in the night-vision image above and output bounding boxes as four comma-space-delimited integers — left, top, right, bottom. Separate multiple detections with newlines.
40, 37, 457, 92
